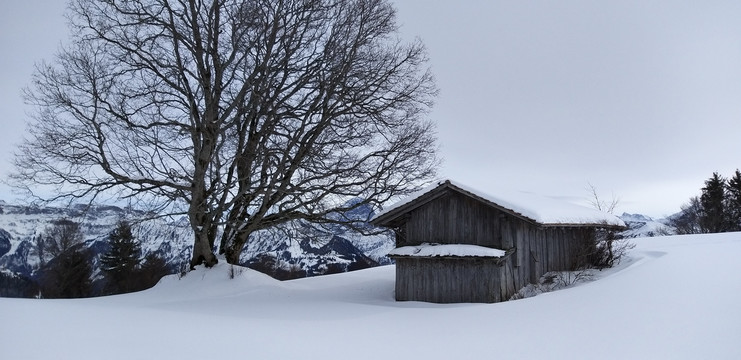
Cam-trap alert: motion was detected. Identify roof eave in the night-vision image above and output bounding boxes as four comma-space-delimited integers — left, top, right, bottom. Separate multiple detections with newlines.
371, 180, 540, 227
542, 223, 627, 230
370, 182, 452, 227
371, 179, 626, 230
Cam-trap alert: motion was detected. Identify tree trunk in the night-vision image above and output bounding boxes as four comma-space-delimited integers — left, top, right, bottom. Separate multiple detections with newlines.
224, 230, 252, 265
188, 161, 218, 268
224, 244, 241, 265
188, 106, 219, 268
191, 229, 218, 269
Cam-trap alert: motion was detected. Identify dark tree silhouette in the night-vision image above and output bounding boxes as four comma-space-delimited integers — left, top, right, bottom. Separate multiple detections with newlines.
726, 169, 741, 231
37, 219, 93, 298
699, 172, 728, 233
101, 221, 142, 294
13, 0, 438, 269
37, 220, 92, 298
136, 253, 170, 290
40, 247, 93, 298
670, 196, 703, 235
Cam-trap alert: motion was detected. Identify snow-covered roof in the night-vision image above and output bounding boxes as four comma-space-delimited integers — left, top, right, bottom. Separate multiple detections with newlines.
388, 243, 506, 258
372, 179, 625, 228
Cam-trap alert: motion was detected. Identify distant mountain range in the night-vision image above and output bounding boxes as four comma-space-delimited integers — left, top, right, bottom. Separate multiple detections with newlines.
0, 200, 394, 296
0, 199, 671, 297
618, 212, 674, 238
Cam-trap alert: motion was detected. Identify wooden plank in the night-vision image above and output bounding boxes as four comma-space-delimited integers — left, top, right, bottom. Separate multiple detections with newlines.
395, 257, 503, 303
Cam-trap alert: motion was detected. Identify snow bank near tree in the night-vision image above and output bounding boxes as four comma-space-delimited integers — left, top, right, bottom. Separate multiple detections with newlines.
1, 233, 740, 360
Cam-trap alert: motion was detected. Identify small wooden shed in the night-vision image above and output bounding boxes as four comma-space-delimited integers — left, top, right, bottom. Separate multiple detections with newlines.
371, 180, 625, 303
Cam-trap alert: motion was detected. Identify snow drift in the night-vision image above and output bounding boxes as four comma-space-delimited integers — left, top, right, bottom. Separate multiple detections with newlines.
1, 232, 740, 359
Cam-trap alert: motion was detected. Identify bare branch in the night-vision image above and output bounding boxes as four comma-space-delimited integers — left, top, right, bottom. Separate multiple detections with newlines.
586, 183, 619, 214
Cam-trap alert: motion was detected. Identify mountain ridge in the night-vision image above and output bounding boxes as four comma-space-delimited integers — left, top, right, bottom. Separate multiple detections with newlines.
0, 201, 671, 297
0, 201, 393, 296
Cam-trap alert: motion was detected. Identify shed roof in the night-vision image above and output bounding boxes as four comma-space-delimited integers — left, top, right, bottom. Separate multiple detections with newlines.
371, 180, 626, 228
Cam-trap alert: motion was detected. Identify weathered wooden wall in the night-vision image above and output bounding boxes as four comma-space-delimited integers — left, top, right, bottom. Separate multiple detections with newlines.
499, 226, 595, 299
394, 189, 598, 303
394, 257, 503, 303
400, 190, 505, 247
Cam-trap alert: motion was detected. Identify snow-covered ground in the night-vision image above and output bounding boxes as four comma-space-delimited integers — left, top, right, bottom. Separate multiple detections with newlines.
1, 232, 740, 360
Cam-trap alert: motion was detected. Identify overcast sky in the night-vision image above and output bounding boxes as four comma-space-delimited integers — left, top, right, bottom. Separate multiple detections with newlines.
1, 1, 741, 218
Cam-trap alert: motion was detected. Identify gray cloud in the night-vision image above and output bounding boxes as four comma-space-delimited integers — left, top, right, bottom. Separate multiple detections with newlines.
2, 1, 740, 218
393, 0, 741, 217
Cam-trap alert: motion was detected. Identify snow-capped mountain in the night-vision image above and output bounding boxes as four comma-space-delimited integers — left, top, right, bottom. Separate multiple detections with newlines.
0, 201, 394, 296
618, 212, 674, 238
238, 200, 394, 279
0, 199, 676, 297
0, 203, 191, 277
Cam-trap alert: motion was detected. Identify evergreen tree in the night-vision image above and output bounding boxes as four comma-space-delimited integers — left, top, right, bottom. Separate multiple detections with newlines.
37, 219, 93, 298
0, 272, 39, 298
136, 253, 170, 290
39, 247, 93, 298
699, 172, 728, 233
726, 169, 741, 231
101, 220, 142, 294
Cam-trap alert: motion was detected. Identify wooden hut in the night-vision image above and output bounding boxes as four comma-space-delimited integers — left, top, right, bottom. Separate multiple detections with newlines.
370, 180, 625, 303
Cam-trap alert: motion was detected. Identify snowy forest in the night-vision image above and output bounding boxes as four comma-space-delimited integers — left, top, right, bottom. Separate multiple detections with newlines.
669, 170, 741, 234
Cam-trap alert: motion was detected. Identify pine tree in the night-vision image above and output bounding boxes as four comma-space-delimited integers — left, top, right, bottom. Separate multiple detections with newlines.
699, 172, 728, 233
47, 248, 93, 298
726, 169, 741, 231
101, 220, 142, 294
37, 219, 92, 298
136, 253, 170, 289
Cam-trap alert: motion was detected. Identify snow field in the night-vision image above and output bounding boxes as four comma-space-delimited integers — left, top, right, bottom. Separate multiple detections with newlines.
1, 232, 740, 360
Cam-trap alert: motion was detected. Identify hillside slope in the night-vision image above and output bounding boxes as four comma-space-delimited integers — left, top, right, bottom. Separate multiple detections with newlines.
1, 232, 739, 359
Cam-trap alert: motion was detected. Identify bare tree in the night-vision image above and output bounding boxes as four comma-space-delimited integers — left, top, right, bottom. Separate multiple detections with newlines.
12, 0, 438, 268
583, 184, 632, 268
586, 183, 619, 214
670, 196, 703, 234
42, 218, 85, 259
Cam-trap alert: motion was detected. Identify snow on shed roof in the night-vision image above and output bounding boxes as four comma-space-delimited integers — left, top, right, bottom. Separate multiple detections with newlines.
388, 243, 506, 258
372, 179, 625, 228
